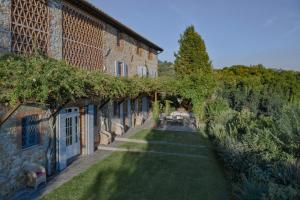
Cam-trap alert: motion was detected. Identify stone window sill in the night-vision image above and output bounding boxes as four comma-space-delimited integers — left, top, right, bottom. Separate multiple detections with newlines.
22, 144, 42, 152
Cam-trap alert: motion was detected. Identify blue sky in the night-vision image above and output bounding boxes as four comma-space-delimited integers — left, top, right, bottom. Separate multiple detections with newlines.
91, 0, 300, 70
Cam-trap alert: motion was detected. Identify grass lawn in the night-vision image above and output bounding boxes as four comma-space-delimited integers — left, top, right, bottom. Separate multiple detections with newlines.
42, 129, 230, 200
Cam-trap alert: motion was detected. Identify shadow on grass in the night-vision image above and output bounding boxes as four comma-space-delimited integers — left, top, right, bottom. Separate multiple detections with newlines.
44, 129, 230, 200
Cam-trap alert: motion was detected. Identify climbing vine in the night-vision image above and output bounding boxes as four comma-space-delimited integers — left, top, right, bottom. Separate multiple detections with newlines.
0, 54, 179, 108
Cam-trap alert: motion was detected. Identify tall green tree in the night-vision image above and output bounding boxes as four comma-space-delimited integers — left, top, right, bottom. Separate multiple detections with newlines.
174, 25, 212, 75
174, 25, 215, 119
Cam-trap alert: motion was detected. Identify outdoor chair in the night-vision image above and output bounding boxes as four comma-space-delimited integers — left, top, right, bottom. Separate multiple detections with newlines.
24, 163, 46, 190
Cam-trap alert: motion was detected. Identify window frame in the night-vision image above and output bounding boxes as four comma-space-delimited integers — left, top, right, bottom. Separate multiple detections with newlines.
115, 61, 129, 77
21, 114, 41, 150
116, 61, 123, 77
137, 66, 148, 77
123, 63, 128, 77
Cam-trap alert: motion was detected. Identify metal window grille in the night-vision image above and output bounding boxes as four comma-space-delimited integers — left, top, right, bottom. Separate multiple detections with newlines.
62, 3, 104, 71
22, 114, 40, 149
11, 0, 49, 54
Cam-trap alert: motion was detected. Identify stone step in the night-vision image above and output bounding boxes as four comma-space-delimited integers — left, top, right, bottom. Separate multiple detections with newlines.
97, 146, 207, 159
114, 137, 207, 148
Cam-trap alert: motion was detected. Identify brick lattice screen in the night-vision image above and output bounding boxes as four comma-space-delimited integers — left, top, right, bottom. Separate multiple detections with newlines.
11, 0, 49, 54
62, 3, 104, 71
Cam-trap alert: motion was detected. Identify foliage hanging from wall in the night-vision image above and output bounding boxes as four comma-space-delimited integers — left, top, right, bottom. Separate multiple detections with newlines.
0, 53, 180, 108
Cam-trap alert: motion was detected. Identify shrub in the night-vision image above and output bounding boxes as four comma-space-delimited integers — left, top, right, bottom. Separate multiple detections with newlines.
205, 97, 300, 199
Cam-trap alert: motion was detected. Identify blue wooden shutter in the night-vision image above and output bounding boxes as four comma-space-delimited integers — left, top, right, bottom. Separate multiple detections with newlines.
124, 63, 128, 77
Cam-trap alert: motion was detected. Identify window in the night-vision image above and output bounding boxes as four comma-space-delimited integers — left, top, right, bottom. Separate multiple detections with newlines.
116, 62, 129, 77
137, 66, 148, 77
22, 115, 40, 149
149, 69, 157, 77
116, 61, 123, 77
124, 63, 128, 77
65, 117, 73, 147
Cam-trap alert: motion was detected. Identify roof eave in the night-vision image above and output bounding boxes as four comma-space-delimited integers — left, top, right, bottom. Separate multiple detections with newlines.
65, 0, 164, 52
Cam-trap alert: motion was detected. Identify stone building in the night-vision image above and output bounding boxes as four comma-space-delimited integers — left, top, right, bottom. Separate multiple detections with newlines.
0, 0, 162, 198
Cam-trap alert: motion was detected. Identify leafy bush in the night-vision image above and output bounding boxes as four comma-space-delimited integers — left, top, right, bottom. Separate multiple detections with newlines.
205, 97, 300, 199
215, 65, 300, 117
152, 100, 160, 123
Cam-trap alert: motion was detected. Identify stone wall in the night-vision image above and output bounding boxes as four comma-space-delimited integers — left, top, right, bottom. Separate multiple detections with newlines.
0, 0, 11, 54
0, 0, 159, 75
0, 1, 158, 197
0, 104, 11, 118
0, 105, 50, 199
103, 23, 158, 77
48, 0, 63, 60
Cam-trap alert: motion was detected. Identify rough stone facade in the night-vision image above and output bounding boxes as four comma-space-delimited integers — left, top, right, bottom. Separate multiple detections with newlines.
0, 0, 159, 75
0, 105, 50, 199
103, 23, 158, 77
0, 0, 160, 198
48, 0, 63, 60
0, 0, 11, 54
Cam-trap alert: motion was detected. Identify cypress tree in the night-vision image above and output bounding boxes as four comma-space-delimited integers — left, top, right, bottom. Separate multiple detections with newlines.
174, 25, 212, 76
174, 25, 215, 119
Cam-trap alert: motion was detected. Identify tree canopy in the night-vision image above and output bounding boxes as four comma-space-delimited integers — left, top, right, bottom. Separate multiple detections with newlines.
214, 64, 300, 116
174, 26, 215, 117
158, 60, 175, 77
174, 25, 212, 76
